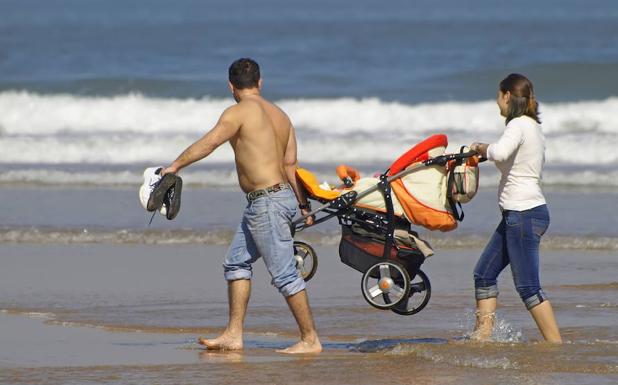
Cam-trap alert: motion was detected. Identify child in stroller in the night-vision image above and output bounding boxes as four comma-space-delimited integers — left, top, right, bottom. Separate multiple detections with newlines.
291, 134, 479, 316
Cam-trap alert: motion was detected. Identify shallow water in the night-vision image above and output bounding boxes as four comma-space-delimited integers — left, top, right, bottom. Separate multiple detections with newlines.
1, 187, 617, 245
1, 241, 617, 384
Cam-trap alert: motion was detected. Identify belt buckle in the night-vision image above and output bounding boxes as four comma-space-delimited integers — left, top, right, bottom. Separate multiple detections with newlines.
248, 183, 286, 201
248, 189, 266, 201
269, 183, 283, 194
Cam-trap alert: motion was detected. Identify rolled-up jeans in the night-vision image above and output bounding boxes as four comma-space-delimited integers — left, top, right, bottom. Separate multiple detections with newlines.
474, 204, 550, 310
223, 187, 305, 297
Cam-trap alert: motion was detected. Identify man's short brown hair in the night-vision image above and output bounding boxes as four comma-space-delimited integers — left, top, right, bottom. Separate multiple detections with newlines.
228, 58, 260, 89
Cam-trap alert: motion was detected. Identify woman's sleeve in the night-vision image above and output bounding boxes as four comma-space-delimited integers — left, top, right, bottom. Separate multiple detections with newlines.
486, 122, 524, 162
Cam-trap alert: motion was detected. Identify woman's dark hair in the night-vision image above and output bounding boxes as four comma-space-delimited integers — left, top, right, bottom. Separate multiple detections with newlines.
228, 58, 260, 89
499, 73, 541, 124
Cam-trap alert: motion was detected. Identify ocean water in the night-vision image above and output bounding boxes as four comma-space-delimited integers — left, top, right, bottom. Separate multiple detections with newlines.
1, 1, 618, 384
0, 0, 617, 188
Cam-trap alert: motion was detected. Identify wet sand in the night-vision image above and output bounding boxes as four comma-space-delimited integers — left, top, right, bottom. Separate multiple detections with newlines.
1, 243, 617, 384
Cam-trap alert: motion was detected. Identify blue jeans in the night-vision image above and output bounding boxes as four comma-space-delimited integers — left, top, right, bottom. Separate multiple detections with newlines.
223, 187, 305, 297
473, 204, 550, 310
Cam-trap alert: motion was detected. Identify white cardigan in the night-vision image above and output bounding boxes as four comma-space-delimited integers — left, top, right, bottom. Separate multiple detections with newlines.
487, 115, 546, 211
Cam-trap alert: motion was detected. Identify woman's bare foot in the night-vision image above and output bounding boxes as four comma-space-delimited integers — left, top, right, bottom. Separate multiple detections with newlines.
469, 329, 492, 342
198, 332, 243, 351
470, 311, 495, 342
276, 337, 322, 354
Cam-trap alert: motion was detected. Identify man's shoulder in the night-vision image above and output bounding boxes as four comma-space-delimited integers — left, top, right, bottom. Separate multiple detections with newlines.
223, 100, 259, 119
271, 101, 289, 118
261, 100, 291, 124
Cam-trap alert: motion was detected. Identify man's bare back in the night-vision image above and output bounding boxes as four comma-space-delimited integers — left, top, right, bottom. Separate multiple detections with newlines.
161, 94, 292, 194
227, 94, 292, 193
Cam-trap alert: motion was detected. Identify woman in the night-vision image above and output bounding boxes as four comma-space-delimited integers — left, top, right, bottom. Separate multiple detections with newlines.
470, 73, 562, 343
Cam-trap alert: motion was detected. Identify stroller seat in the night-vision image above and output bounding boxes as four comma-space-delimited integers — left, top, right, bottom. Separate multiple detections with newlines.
296, 167, 408, 217
296, 134, 458, 232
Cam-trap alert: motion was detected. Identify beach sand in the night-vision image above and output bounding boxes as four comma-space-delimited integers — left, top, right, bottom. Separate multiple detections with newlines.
1, 242, 617, 384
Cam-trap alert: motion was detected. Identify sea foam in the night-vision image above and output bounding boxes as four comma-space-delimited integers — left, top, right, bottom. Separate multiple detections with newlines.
0, 91, 616, 169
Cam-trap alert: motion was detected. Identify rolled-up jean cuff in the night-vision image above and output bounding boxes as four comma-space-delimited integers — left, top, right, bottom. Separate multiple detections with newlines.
279, 277, 306, 297
224, 269, 252, 281
523, 289, 547, 310
475, 285, 499, 300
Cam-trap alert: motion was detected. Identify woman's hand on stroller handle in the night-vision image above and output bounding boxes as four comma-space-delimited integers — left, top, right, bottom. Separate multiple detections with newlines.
469, 142, 489, 159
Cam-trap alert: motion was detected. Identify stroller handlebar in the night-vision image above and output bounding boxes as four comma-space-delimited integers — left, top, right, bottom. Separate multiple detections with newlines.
422, 150, 479, 166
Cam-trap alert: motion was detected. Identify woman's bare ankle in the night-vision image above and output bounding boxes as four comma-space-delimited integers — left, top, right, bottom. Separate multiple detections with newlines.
471, 310, 495, 341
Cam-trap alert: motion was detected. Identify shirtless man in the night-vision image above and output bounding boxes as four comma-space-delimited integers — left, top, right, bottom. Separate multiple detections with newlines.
161, 58, 321, 354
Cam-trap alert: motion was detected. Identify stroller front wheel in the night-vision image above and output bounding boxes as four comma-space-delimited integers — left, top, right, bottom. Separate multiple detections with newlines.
361, 261, 411, 310
391, 269, 431, 316
293, 241, 318, 282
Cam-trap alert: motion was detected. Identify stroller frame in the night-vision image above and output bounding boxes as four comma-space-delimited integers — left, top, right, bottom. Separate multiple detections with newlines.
292, 150, 477, 315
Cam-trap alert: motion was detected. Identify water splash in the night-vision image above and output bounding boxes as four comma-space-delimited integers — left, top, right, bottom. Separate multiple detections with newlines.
493, 317, 524, 343
458, 308, 524, 343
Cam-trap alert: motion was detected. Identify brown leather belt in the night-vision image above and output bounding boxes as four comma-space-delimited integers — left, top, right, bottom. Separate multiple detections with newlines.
246, 182, 289, 202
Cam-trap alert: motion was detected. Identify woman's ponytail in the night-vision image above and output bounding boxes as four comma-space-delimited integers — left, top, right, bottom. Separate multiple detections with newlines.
527, 94, 541, 124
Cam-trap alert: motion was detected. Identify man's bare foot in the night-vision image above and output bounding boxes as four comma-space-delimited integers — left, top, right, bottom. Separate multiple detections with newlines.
276, 338, 322, 354
198, 332, 243, 351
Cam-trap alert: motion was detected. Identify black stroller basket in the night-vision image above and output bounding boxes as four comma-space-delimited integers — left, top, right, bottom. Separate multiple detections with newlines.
337, 173, 425, 278
339, 223, 425, 280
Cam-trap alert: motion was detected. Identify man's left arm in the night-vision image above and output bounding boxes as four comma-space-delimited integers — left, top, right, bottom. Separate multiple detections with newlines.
162, 108, 239, 175
283, 124, 313, 225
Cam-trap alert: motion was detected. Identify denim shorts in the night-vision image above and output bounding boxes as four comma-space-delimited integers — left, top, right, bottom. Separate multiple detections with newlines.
223, 186, 305, 297
473, 204, 550, 310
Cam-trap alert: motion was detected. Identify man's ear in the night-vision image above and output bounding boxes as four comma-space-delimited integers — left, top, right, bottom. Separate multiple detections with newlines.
258, 78, 263, 90
228, 81, 234, 93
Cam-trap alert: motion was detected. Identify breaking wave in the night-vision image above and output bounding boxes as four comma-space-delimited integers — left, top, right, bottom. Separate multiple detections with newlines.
1, 91, 617, 167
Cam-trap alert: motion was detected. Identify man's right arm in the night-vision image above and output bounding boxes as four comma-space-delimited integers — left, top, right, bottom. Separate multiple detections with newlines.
162, 108, 239, 175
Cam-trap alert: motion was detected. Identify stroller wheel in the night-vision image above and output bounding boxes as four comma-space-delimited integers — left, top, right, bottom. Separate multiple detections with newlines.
293, 241, 318, 282
361, 261, 410, 310
391, 269, 432, 316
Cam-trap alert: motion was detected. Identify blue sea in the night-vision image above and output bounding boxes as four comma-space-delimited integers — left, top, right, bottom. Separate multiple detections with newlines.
0, 0, 617, 188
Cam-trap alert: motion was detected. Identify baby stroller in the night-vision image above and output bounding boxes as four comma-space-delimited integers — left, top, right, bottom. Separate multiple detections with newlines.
291, 134, 479, 316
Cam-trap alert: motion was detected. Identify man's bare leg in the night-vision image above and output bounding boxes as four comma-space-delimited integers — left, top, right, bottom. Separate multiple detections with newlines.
277, 289, 322, 354
198, 279, 250, 350
471, 297, 496, 342
529, 300, 562, 343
